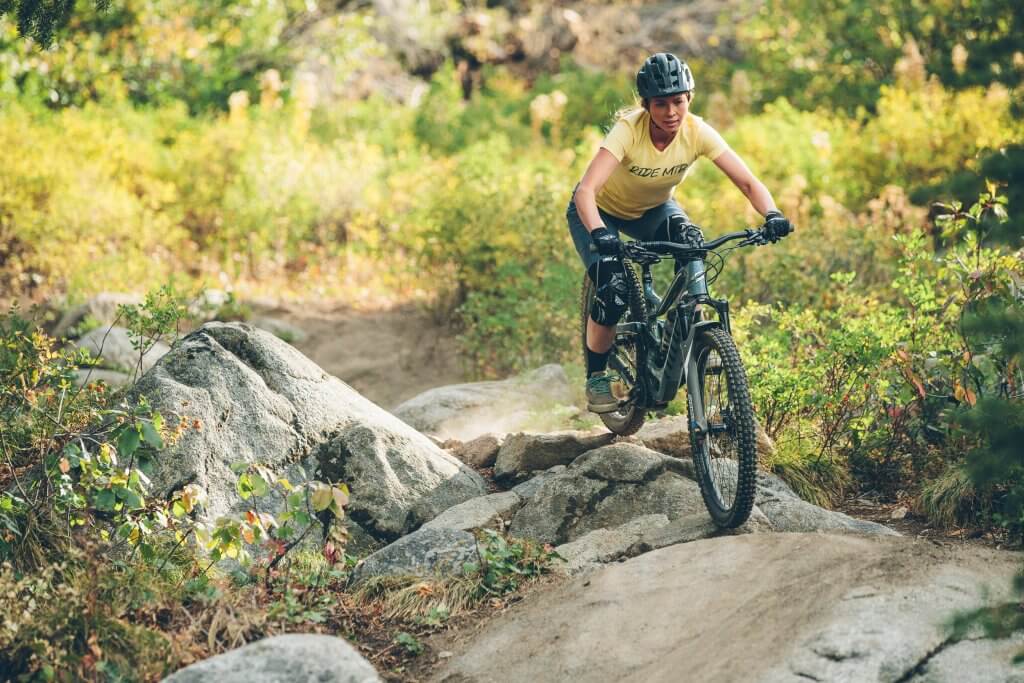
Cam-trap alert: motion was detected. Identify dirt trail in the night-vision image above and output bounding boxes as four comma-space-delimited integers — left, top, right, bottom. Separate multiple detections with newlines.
431, 534, 1022, 683
262, 302, 468, 409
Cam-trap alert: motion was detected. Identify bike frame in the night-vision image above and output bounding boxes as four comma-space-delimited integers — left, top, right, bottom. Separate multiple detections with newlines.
613, 229, 761, 433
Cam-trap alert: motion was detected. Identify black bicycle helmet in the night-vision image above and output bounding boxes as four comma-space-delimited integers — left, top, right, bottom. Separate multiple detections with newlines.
636, 52, 695, 99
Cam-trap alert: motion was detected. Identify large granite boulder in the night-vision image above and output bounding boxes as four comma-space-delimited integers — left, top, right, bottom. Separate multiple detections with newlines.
134, 322, 487, 541
391, 364, 575, 440
162, 633, 380, 682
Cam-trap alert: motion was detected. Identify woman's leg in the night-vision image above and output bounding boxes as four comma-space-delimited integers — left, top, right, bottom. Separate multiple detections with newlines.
567, 197, 628, 363
568, 196, 630, 412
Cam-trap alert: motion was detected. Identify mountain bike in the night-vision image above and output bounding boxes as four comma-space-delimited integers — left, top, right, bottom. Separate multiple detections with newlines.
580, 225, 774, 528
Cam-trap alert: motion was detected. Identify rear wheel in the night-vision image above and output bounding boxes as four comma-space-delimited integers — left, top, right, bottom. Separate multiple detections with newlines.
687, 327, 757, 527
580, 267, 647, 436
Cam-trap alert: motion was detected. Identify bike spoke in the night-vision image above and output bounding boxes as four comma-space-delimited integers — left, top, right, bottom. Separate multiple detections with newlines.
699, 345, 740, 510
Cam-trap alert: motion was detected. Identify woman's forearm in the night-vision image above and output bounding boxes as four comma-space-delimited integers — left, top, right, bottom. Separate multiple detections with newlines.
573, 186, 606, 232
744, 180, 778, 216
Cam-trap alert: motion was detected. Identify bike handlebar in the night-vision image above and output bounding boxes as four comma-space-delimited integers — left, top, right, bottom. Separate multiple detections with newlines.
621, 228, 764, 260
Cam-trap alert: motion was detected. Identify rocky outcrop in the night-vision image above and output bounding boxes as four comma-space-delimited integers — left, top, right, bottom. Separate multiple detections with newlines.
508, 443, 707, 545
134, 322, 486, 541
450, 434, 503, 468
435, 534, 1020, 683
162, 633, 380, 682
392, 364, 575, 440
751, 466, 898, 536
633, 416, 692, 458
493, 431, 615, 485
423, 491, 521, 533
349, 527, 480, 586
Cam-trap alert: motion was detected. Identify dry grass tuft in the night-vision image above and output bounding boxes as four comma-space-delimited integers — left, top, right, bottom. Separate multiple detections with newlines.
353, 574, 481, 621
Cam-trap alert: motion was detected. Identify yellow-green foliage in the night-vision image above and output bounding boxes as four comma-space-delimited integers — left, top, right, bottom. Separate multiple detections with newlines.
0, 102, 185, 298
392, 132, 587, 375
835, 82, 1022, 206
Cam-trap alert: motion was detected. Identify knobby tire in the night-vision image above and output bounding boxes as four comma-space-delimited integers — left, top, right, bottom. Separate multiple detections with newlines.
688, 327, 757, 528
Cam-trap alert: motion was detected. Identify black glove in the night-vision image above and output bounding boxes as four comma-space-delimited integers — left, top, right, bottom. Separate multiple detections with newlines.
590, 227, 622, 256
763, 211, 792, 242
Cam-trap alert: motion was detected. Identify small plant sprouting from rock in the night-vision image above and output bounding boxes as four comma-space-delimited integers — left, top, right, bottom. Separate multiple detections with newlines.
116, 284, 191, 380
469, 528, 561, 597
394, 631, 424, 656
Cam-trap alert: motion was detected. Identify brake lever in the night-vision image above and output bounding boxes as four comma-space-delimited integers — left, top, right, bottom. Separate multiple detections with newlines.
736, 229, 768, 247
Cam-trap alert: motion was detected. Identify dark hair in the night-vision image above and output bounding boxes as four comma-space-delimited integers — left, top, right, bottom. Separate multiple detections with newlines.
640, 92, 694, 110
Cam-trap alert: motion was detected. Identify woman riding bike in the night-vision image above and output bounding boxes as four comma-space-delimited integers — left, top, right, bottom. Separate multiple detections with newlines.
568, 52, 793, 413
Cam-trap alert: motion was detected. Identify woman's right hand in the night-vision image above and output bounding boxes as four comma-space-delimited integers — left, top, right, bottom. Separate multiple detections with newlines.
590, 227, 622, 256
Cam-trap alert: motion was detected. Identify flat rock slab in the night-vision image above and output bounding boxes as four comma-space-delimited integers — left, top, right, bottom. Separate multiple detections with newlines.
908, 634, 1024, 683
163, 633, 380, 682
634, 416, 692, 458
423, 491, 522, 533
392, 364, 574, 440
494, 430, 615, 485
433, 534, 1021, 683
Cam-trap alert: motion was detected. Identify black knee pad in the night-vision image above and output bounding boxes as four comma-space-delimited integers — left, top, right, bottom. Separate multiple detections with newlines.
589, 257, 629, 326
660, 213, 703, 246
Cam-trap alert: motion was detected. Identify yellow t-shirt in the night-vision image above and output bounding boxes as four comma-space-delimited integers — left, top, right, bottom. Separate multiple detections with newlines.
596, 110, 729, 219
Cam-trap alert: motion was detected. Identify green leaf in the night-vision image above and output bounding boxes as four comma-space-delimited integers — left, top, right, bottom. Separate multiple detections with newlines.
229, 461, 249, 474
115, 486, 144, 510
249, 474, 269, 497
140, 542, 155, 562
141, 421, 164, 449
117, 427, 141, 458
138, 453, 155, 477
236, 473, 253, 500
311, 484, 332, 512
95, 488, 116, 511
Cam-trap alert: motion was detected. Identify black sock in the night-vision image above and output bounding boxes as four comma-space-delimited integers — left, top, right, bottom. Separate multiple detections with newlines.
586, 347, 611, 375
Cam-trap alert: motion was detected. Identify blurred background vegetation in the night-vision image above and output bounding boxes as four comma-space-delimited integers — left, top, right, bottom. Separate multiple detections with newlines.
1, 0, 1022, 528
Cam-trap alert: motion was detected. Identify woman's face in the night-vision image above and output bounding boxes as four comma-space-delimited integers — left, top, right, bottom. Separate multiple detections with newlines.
647, 93, 690, 133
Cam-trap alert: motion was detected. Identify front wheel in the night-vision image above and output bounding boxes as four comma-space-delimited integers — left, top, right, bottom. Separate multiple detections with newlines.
687, 326, 757, 528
